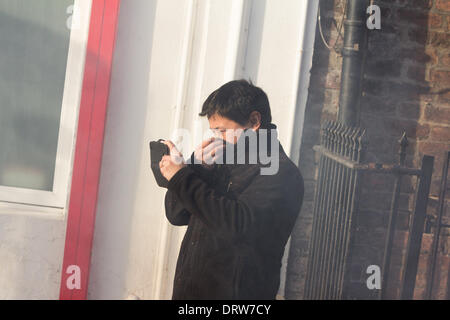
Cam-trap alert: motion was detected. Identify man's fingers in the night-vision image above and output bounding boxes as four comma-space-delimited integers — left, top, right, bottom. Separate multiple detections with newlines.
205, 144, 224, 160
200, 137, 216, 149
209, 145, 224, 158
202, 140, 223, 155
160, 155, 171, 166
203, 145, 225, 164
162, 140, 185, 164
163, 140, 180, 155
193, 138, 217, 158
212, 147, 225, 163
192, 138, 225, 165
213, 146, 224, 156
201, 142, 224, 165
163, 140, 175, 150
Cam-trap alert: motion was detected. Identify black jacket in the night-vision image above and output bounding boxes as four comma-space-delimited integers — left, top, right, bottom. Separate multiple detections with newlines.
164, 126, 304, 300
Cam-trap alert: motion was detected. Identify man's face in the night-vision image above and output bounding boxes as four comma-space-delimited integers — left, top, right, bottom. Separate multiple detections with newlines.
208, 113, 250, 144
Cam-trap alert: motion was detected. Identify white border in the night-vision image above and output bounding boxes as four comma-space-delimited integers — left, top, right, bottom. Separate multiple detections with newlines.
0, 0, 93, 212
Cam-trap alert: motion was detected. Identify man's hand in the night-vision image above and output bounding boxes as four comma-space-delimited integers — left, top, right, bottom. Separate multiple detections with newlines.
159, 140, 186, 181
193, 137, 225, 168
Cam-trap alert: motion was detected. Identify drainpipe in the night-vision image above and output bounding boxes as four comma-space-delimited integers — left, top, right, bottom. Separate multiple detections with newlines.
338, 0, 369, 127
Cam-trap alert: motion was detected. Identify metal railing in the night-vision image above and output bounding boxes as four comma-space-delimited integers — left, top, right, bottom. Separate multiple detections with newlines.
425, 151, 450, 300
304, 121, 366, 299
304, 120, 435, 300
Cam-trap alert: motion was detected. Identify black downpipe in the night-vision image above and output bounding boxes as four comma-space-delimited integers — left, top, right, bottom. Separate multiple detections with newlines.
338, 0, 369, 127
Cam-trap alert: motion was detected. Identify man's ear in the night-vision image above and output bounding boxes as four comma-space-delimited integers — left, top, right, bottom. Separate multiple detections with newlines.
248, 111, 261, 131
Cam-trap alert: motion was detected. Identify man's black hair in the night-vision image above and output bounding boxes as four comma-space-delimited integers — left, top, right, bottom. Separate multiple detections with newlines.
199, 79, 272, 129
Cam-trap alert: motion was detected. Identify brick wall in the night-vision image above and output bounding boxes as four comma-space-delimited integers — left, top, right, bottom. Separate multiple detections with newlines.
286, 0, 450, 300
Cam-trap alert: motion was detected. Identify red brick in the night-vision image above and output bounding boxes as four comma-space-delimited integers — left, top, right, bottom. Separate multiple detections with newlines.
425, 48, 439, 66
416, 123, 432, 140
436, 0, 450, 12
418, 141, 450, 157
430, 69, 450, 85
441, 53, 450, 68
315, 71, 340, 90
333, 0, 346, 15
325, 72, 341, 90
437, 90, 450, 104
424, 104, 450, 123
428, 32, 450, 48
322, 91, 339, 114
414, 286, 426, 299
430, 126, 450, 142
444, 236, 450, 255
320, 111, 337, 123
435, 255, 450, 299
416, 264, 428, 284
417, 253, 431, 274
429, 13, 443, 29
420, 92, 437, 104
421, 233, 433, 253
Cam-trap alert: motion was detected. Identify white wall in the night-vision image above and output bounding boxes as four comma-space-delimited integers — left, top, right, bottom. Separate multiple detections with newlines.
88, 0, 317, 300
0, 209, 66, 299
0, 0, 91, 299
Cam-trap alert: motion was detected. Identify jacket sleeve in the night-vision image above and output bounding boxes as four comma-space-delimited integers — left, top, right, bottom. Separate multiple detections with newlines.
167, 165, 303, 239
164, 152, 216, 226
165, 189, 191, 226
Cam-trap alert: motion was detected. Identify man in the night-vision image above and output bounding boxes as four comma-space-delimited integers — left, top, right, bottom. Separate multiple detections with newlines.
159, 80, 304, 300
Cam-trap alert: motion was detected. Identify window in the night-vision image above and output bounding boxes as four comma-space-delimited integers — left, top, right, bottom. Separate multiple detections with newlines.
0, 0, 92, 209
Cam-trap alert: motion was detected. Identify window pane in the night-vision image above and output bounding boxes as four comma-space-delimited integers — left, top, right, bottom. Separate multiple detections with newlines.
0, 0, 74, 191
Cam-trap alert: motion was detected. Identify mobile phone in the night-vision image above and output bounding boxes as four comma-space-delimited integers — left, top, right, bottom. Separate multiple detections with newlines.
149, 139, 170, 188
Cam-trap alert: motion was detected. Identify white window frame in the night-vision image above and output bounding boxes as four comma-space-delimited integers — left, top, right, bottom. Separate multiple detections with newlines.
0, 0, 93, 210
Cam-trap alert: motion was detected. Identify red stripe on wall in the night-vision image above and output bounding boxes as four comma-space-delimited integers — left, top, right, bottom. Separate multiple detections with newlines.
59, 0, 121, 300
